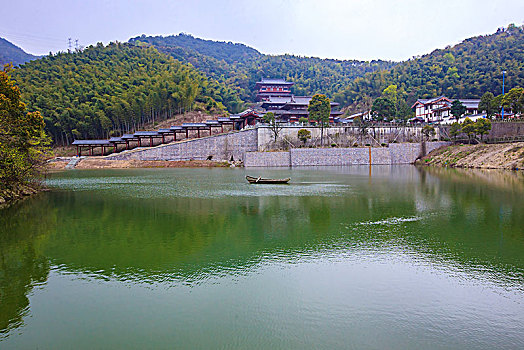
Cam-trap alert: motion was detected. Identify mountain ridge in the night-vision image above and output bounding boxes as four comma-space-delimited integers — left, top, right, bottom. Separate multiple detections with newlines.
0, 37, 40, 66
129, 33, 396, 103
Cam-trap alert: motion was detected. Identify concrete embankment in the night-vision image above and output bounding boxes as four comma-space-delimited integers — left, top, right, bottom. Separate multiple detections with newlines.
245, 142, 450, 167
419, 142, 524, 170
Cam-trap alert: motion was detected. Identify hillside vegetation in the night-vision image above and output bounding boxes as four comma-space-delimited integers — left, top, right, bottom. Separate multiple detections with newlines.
1, 66, 48, 203
12, 43, 243, 144
129, 33, 395, 103
131, 25, 524, 114
334, 24, 524, 112
8, 25, 524, 147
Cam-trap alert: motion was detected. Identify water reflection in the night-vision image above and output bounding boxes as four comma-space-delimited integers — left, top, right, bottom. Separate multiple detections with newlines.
1, 166, 524, 346
0, 198, 53, 336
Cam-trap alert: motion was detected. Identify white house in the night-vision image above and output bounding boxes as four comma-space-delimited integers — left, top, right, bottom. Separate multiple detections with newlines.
412, 96, 480, 123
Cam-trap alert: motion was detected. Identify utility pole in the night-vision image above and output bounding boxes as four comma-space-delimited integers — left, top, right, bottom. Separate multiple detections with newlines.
502, 70, 506, 119
75, 39, 79, 50
68, 38, 72, 51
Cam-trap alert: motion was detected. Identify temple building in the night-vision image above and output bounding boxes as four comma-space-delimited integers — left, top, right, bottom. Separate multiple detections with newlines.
255, 78, 294, 101
256, 78, 343, 123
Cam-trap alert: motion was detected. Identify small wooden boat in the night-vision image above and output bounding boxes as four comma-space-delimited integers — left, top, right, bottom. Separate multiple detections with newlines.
246, 175, 290, 184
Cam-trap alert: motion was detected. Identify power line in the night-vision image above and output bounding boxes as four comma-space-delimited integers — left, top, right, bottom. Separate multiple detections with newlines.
0, 28, 65, 44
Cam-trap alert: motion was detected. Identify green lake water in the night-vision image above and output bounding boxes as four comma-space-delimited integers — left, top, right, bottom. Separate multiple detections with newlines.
1, 166, 524, 349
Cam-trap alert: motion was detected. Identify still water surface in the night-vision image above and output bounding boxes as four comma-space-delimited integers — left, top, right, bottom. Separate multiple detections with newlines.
1, 166, 524, 349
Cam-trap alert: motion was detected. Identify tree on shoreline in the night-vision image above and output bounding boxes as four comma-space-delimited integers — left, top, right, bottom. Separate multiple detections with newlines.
371, 97, 395, 121
479, 92, 496, 118
297, 129, 311, 145
263, 112, 282, 143
475, 118, 491, 141
502, 87, 524, 115
0, 65, 49, 192
308, 94, 330, 146
461, 118, 476, 142
422, 125, 436, 141
451, 100, 466, 121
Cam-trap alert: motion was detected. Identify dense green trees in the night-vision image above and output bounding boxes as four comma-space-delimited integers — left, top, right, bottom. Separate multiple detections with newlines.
0, 65, 49, 193
7, 25, 523, 149
137, 26, 523, 117
479, 92, 497, 118
12, 42, 243, 144
334, 24, 524, 112
502, 87, 524, 115
369, 84, 412, 121
475, 118, 492, 140
448, 118, 492, 141
371, 97, 395, 121
130, 33, 395, 103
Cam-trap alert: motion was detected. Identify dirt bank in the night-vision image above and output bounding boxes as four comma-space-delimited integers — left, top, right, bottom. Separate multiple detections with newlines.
419, 142, 524, 170
47, 158, 232, 169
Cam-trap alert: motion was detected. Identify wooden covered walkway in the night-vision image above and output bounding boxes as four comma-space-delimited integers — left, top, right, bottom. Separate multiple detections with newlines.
72, 110, 263, 156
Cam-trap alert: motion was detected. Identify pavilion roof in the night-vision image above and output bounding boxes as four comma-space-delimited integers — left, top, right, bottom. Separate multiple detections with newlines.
72, 140, 112, 146
108, 137, 125, 143
157, 128, 173, 133
182, 123, 208, 128
134, 131, 160, 137
121, 134, 138, 140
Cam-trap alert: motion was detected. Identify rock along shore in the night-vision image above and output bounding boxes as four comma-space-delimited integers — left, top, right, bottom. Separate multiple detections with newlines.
0, 184, 42, 207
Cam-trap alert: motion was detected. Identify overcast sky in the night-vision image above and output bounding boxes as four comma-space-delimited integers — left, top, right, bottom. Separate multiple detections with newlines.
1, 0, 523, 61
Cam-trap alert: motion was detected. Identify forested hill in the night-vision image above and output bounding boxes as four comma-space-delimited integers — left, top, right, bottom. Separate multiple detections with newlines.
334, 24, 524, 112
129, 33, 396, 103
0, 37, 40, 66
12, 43, 243, 145
131, 33, 261, 64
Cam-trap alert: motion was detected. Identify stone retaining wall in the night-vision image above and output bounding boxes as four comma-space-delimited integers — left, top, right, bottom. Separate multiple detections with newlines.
257, 125, 439, 150
106, 129, 258, 162
441, 121, 524, 140
244, 151, 291, 167
488, 122, 524, 138
245, 142, 450, 167
103, 126, 449, 166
